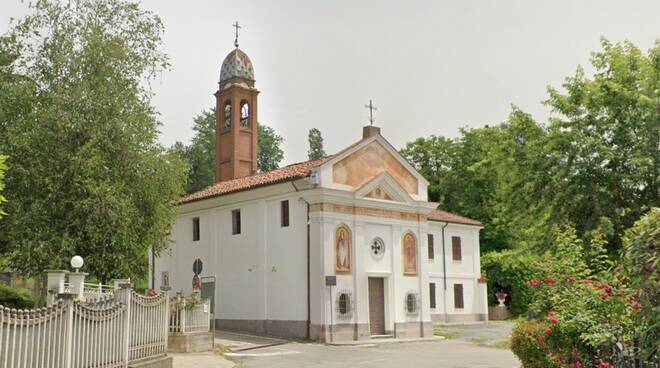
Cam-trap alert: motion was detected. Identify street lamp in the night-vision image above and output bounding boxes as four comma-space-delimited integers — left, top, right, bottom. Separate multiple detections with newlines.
70, 255, 84, 272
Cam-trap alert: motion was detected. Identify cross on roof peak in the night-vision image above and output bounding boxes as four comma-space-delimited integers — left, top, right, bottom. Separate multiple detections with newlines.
364, 99, 378, 126
233, 21, 241, 48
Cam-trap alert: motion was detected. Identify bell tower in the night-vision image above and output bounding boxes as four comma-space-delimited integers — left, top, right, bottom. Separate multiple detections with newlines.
214, 29, 259, 183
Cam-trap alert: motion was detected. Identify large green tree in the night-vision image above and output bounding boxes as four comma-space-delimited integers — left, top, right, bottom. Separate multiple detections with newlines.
177, 108, 285, 193
403, 39, 659, 255
542, 38, 660, 250
0, 156, 6, 219
307, 128, 326, 161
0, 0, 187, 281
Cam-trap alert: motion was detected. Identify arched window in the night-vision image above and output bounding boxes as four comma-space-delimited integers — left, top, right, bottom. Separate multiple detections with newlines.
224, 101, 232, 129
240, 100, 250, 127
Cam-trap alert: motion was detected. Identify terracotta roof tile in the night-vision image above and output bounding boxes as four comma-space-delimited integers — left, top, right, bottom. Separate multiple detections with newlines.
180, 156, 332, 204
427, 208, 483, 226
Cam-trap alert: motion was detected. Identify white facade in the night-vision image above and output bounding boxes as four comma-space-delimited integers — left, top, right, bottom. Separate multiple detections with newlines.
154, 134, 488, 341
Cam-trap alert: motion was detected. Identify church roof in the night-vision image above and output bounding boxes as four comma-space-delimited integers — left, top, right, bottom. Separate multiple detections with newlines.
427, 209, 483, 226
180, 156, 332, 204
219, 48, 254, 83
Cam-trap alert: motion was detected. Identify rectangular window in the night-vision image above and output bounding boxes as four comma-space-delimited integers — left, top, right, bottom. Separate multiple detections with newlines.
429, 282, 436, 309
427, 233, 434, 260
232, 209, 241, 235
192, 217, 200, 241
452, 236, 462, 261
454, 284, 464, 309
281, 200, 290, 227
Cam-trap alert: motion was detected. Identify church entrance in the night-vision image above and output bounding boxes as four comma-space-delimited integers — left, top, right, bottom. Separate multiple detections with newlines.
368, 277, 385, 335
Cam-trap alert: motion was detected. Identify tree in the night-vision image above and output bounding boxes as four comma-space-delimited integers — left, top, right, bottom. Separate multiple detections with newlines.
307, 128, 326, 161
258, 124, 284, 172
177, 108, 285, 193
0, 0, 187, 281
543, 39, 660, 250
0, 156, 6, 218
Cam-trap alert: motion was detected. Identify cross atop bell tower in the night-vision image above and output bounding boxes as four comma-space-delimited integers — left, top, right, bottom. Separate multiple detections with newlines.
214, 24, 259, 183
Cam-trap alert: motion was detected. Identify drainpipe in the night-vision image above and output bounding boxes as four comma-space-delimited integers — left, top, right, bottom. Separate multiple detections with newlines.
292, 182, 311, 339
441, 222, 449, 323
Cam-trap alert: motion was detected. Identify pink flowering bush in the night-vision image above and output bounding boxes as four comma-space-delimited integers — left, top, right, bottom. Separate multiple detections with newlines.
510, 223, 654, 368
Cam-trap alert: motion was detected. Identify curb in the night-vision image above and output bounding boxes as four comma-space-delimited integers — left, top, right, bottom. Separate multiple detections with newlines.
326, 335, 445, 346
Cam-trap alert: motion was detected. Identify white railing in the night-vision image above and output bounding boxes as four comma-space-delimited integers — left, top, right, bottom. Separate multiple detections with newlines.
128, 291, 169, 362
169, 297, 210, 334
0, 301, 68, 368
82, 282, 114, 301
0, 280, 169, 368
71, 295, 126, 368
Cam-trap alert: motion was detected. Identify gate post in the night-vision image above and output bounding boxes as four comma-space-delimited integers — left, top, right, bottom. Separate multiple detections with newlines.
116, 282, 132, 367
59, 292, 75, 368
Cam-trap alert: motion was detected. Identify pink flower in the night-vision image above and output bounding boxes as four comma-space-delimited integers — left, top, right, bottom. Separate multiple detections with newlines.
630, 301, 642, 310
544, 327, 553, 335
147, 289, 157, 297
530, 278, 540, 288
570, 362, 583, 368
584, 280, 593, 286
537, 335, 546, 344
550, 316, 559, 325
599, 362, 614, 368
544, 277, 556, 284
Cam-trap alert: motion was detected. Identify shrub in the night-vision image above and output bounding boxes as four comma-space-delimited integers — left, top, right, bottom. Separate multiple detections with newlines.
511, 320, 555, 368
481, 249, 544, 314
0, 284, 35, 309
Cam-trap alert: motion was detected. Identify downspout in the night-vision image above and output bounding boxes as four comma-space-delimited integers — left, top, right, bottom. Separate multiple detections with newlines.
441, 222, 449, 323
292, 181, 311, 339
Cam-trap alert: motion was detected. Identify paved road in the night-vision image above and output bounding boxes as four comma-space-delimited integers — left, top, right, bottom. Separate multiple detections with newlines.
434, 322, 514, 347
227, 339, 519, 368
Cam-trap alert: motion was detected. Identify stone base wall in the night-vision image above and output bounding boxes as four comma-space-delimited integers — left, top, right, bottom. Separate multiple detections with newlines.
309, 323, 370, 342
488, 306, 511, 320
431, 313, 488, 323
215, 319, 308, 339
168, 332, 213, 353
394, 321, 433, 339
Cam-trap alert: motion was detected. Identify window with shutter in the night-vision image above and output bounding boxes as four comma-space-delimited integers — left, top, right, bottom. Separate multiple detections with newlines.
454, 284, 464, 309
232, 209, 241, 235
429, 283, 436, 309
452, 236, 462, 261
192, 217, 200, 241
427, 234, 434, 260
281, 200, 289, 227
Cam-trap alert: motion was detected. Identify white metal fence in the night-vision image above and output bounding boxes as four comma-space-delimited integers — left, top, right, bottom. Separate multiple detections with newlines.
169, 297, 210, 334
128, 291, 169, 362
0, 277, 169, 368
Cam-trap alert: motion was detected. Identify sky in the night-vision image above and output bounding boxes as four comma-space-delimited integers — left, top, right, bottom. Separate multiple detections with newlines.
1, 1, 658, 165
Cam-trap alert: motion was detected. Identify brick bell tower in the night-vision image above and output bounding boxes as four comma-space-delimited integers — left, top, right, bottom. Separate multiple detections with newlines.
214, 38, 259, 183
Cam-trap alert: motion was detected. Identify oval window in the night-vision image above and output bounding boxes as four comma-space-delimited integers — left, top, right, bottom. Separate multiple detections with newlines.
406, 293, 417, 313
338, 293, 349, 315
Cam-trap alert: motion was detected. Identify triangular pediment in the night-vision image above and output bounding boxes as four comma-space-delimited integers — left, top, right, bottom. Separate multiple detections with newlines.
329, 139, 423, 196
354, 172, 415, 203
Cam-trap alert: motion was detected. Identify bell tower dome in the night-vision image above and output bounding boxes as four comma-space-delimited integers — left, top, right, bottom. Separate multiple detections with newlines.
214, 44, 259, 183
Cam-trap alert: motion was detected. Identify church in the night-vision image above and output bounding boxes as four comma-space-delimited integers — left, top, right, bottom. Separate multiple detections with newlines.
153, 41, 488, 342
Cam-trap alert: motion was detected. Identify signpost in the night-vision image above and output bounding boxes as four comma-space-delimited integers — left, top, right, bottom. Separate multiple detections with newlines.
325, 276, 336, 342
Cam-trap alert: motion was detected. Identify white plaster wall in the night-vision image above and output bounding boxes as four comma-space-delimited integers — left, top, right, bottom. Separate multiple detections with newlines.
155, 184, 310, 324
264, 197, 308, 321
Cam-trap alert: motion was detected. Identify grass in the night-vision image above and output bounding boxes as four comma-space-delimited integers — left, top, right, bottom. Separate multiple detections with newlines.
434, 330, 459, 339
490, 338, 511, 350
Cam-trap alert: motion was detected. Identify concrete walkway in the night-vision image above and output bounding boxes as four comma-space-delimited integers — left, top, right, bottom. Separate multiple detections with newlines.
170, 351, 236, 368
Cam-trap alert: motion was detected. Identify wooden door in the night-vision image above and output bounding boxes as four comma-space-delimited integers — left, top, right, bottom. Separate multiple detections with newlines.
368, 277, 385, 335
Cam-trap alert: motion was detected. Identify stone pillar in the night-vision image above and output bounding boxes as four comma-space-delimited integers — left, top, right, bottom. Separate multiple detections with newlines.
68, 272, 88, 300
59, 292, 76, 368
45, 270, 68, 306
